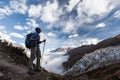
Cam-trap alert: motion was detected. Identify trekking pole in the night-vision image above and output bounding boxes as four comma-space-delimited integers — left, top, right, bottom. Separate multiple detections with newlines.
40, 41, 46, 65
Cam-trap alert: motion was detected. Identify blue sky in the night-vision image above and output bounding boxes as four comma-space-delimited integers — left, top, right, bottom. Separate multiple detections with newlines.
0, 0, 120, 51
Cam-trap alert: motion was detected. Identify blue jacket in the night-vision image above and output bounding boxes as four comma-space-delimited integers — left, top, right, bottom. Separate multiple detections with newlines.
31, 32, 40, 46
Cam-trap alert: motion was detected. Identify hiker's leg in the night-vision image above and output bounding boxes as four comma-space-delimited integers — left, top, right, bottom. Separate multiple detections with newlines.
29, 46, 37, 71
36, 46, 41, 69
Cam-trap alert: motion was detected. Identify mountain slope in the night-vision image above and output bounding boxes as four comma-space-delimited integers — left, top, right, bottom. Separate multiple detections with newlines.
0, 35, 120, 80
63, 35, 120, 69
0, 40, 54, 80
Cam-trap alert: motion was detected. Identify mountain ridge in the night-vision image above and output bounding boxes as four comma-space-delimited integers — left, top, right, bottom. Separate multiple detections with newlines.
63, 34, 120, 69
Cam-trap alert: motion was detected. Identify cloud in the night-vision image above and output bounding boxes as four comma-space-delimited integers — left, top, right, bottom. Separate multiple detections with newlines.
62, 37, 101, 48
0, 0, 28, 19
56, 0, 120, 35
26, 19, 39, 28
96, 23, 106, 28
28, 5, 42, 18
9, 0, 28, 14
62, 19, 77, 33
114, 10, 120, 18
0, 32, 15, 42
24, 26, 29, 30
66, 0, 80, 12
0, 25, 6, 30
28, 0, 61, 23
79, 38, 100, 46
41, 52, 69, 74
47, 32, 56, 37
9, 32, 24, 39
14, 25, 29, 31
74, 0, 120, 26
40, 0, 61, 23
0, 6, 12, 19
14, 25, 24, 30
0, 25, 7, 33
69, 34, 79, 38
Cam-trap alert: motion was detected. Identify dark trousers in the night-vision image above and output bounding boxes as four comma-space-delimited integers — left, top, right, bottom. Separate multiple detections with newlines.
29, 46, 41, 71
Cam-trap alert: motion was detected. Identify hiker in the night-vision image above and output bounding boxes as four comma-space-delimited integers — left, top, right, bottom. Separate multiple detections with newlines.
28, 27, 46, 74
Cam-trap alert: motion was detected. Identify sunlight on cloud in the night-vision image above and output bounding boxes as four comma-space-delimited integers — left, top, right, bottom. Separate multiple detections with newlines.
0, 0, 28, 19
0, 6, 12, 19
0, 14, 5, 19
79, 38, 100, 46
76, 0, 120, 25
28, 5, 42, 18
14, 25, 24, 30
114, 10, 120, 18
62, 19, 76, 33
24, 26, 29, 30
47, 32, 56, 38
66, 0, 80, 12
41, 52, 69, 74
9, 0, 28, 14
0, 25, 6, 30
9, 32, 24, 39
40, 32, 60, 51
26, 19, 39, 28
40, 0, 61, 23
0, 32, 14, 42
69, 34, 79, 38
96, 23, 106, 28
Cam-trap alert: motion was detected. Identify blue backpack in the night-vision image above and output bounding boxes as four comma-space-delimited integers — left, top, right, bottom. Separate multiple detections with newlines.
25, 33, 32, 49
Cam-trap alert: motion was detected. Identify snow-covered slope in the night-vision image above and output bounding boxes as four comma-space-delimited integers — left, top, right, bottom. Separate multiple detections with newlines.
65, 45, 120, 76
50, 47, 74, 53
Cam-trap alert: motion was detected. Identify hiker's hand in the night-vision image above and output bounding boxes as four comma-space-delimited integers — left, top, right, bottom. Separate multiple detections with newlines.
43, 39, 46, 42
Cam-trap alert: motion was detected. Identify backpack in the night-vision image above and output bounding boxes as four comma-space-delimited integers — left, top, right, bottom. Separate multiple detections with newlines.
25, 33, 32, 49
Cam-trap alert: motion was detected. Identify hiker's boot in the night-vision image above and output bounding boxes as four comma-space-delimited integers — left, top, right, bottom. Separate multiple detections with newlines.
28, 70, 35, 75
34, 68, 41, 72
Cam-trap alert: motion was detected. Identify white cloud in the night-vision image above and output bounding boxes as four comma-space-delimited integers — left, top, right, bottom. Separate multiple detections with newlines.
0, 25, 7, 33
9, 0, 28, 14
96, 23, 106, 28
0, 32, 15, 43
0, 26, 6, 30
40, 0, 61, 23
0, 6, 12, 19
28, 0, 61, 23
79, 38, 100, 46
47, 32, 56, 37
0, 14, 5, 19
69, 34, 79, 38
114, 10, 120, 18
9, 32, 24, 39
0, 6, 12, 15
80, 0, 110, 15
62, 19, 76, 33
0, 0, 28, 19
26, 19, 39, 28
28, 5, 42, 18
41, 52, 69, 74
24, 26, 29, 30
14, 25, 24, 30
40, 32, 63, 51
74, 0, 120, 26
66, 0, 80, 12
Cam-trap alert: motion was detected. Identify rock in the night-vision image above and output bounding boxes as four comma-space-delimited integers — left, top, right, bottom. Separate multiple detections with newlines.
0, 72, 3, 77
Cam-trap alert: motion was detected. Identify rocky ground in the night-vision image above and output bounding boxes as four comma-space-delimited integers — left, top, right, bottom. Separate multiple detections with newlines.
0, 40, 52, 80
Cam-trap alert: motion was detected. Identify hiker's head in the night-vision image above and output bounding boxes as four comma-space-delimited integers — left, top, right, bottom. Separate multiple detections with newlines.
35, 27, 41, 34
